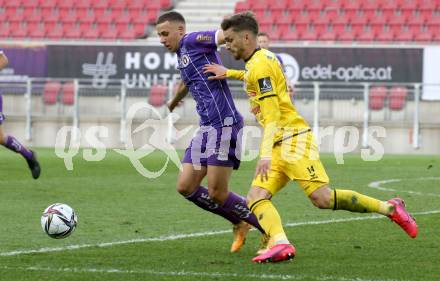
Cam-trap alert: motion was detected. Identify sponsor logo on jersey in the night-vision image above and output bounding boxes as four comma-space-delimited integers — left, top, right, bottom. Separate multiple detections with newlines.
196, 34, 212, 42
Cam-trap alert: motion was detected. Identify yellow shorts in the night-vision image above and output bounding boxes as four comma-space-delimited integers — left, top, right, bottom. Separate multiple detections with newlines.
252, 131, 329, 196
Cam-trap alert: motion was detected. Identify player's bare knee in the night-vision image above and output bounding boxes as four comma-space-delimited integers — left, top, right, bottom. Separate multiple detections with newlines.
0, 128, 4, 145
247, 186, 271, 206
309, 185, 332, 209
176, 177, 196, 197
207, 186, 227, 204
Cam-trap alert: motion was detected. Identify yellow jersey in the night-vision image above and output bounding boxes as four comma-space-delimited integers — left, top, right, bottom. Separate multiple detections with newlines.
227, 48, 309, 158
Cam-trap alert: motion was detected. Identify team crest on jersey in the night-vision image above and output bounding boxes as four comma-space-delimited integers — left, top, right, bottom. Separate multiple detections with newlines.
258, 77, 273, 94
180, 54, 190, 68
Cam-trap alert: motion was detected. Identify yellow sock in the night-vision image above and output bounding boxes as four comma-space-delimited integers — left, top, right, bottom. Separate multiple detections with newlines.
329, 189, 394, 215
249, 199, 289, 244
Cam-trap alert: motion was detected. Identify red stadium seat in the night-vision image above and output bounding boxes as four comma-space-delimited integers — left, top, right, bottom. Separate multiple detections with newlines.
111, 0, 127, 11
115, 10, 131, 25
118, 24, 138, 40
60, 9, 78, 24
23, 0, 39, 9
394, 28, 414, 41
408, 14, 426, 28
77, 0, 92, 10
149, 84, 167, 107
342, 0, 361, 12
235, 1, 250, 13
44, 9, 60, 24
275, 13, 293, 26
11, 24, 27, 38
300, 27, 318, 40
382, 0, 398, 11
101, 25, 118, 39
294, 13, 311, 30
414, 29, 433, 41
357, 28, 376, 41
288, 0, 307, 12
338, 28, 357, 41
62, 82, 75, 105
131, 10, 150, 25
270, 0, 288, 13
41, 0, 56, 9
5, 0, 22, 9
77, 9, 95, 24
388, 13, 407, 27
92, 0, 109, 10
399, 0, 417, 11
280, 26, 300, 41
314, 13, 331, 25
270, 26, 282, 41
43, 82, 61, 105
362, 0, 381, 11
369, 86, 387, 110
27, 8, 43, 23
0, 23, 10, 38
0, 9, 6, 22
8, 8, 25, 23
350, 13, 368, 28
320, 29, 337, 41
376, 28, 395, 41
308, 0, 324, 11
96, 10, 114, 29
58, 1, 74, 10
65, 25, 82, 38
160, 0, 173, 9
128, 0, 146, 10
83, 26, 100, 39
250, 0, 267, 10
369, 13, 387, 28
28, 24, 46, 38
388, 86, 407, 110
419, 0, 437, 11
47, 24, 64, 39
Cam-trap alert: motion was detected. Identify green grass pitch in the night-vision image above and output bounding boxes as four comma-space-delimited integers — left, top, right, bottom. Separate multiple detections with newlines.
0, 148, 439, 281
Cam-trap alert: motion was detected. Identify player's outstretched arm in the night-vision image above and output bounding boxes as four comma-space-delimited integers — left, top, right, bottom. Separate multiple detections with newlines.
203, 63, 245, 81
0, 52, 9, 71
167, 80, 188, 112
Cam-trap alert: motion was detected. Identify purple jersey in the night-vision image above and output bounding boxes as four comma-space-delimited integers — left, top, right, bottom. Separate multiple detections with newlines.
176, 30, 243, 128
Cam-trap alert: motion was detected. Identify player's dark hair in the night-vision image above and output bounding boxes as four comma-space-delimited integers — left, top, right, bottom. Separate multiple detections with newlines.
221, 12, 258, 35
257, 32, 269, 38
156, 11, 186, 25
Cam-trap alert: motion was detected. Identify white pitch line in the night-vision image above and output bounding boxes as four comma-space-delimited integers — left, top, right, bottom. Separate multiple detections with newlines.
368, 177, 440, 198
0, 265, 410, 281
1, 209, 439, 258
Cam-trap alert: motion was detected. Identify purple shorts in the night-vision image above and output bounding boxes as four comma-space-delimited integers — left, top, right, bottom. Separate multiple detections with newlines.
0, 94, 4, 125
182, 121, 243, 170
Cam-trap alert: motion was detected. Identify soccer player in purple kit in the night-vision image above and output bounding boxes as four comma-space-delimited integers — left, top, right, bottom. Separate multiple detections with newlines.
155, 11, 265, 253
0, 50, 41, 179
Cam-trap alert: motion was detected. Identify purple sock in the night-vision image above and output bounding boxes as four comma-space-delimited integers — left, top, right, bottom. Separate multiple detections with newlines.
223, 192, 265, 234
4, 135, 33, 160
185, 186, 241, 225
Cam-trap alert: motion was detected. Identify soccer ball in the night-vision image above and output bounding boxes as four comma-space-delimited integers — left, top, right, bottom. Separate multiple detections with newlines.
41, 203, 78, 239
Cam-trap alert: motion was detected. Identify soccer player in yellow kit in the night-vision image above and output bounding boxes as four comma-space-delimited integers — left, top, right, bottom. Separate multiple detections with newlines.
203, 12, 418, 263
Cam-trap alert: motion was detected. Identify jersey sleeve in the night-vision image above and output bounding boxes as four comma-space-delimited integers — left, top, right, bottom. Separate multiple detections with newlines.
185, 30, 219, 50
226, 69, 245, 81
